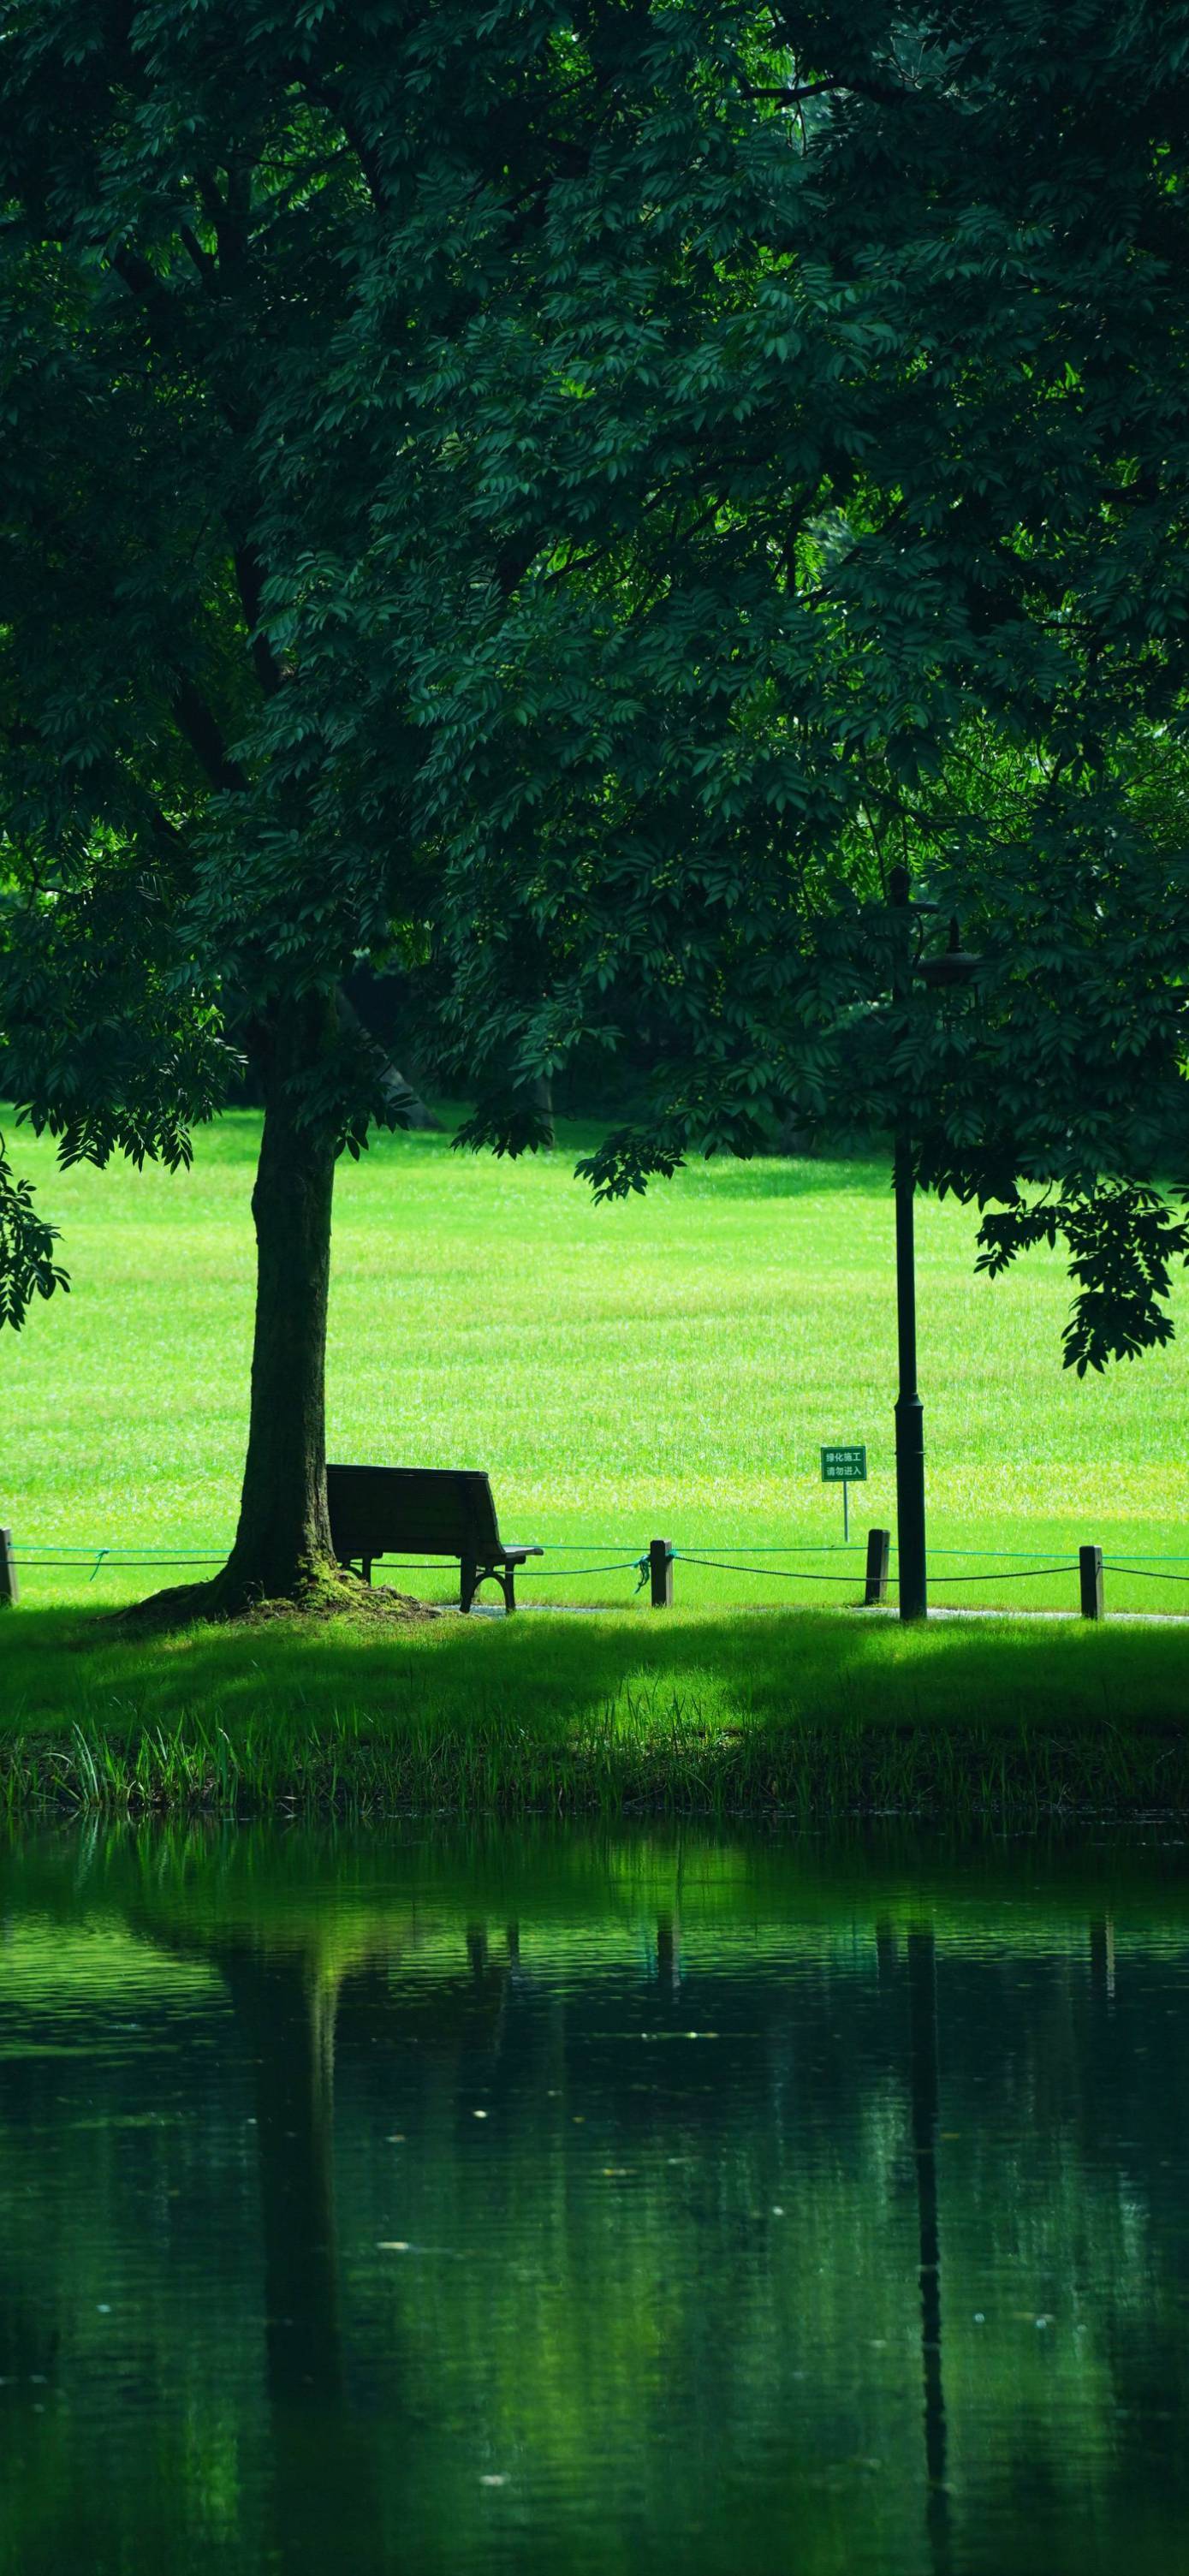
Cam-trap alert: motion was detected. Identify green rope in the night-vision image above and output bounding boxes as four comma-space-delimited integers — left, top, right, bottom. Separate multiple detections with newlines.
12, 1537, 1189, 1589
13, 1552, 223, 1568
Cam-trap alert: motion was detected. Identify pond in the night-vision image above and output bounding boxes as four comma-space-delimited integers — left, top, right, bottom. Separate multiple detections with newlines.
2, 1822, 1188, 2575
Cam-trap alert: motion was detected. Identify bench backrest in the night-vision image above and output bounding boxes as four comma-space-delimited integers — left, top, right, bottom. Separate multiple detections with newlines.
326, 1464, 502, 1562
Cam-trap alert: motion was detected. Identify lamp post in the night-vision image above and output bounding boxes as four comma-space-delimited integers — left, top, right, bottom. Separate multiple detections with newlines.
889, 868, 980, 1623
894, 1123, 928, 1620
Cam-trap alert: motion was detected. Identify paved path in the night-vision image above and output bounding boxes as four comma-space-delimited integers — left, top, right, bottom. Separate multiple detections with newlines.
463, 1599, 1189, 1624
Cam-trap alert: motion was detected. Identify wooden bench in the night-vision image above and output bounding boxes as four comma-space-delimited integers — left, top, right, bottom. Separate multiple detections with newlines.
326, 1464, 543, 1612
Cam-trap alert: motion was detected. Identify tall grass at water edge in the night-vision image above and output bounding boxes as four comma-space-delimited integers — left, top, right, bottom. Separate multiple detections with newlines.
3, 1603, 1188, 1818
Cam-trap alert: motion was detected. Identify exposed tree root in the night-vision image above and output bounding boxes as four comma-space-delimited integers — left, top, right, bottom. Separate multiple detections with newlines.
111, 1564, 440, 1635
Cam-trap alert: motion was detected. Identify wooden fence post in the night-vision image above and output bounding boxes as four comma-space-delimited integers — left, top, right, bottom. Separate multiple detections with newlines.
864, 1526, 891, 1607
649, 1538, 674, 1609
0, 1527, 17, 1609
1079, 1544, 1104, 1621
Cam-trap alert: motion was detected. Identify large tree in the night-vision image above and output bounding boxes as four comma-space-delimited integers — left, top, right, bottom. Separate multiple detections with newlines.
0, 0, 800, 1610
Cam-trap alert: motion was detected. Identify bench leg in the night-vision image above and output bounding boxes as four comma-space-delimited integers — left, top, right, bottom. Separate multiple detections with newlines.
461, 1562, 517, 1613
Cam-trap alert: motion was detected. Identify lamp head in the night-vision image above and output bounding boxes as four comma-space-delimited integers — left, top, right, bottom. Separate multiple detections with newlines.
916, 915, 982, 989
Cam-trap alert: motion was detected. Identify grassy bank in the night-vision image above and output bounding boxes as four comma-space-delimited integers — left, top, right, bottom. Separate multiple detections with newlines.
3, 1601, 1189, 1818
4, 1108, 1188, 1615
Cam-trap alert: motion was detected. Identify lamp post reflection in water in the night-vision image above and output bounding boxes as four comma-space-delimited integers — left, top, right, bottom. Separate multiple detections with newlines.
907, 1927, 952, 2576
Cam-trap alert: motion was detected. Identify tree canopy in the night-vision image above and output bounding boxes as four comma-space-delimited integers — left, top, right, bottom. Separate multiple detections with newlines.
1, 0, 1186, 1603
0, 0, 809, 1599
431, 0, 1189, 1371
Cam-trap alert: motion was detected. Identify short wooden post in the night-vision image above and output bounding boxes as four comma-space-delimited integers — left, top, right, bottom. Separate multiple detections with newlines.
1079, 1544, 1103, 1621
0, 1527, 17, 1609
649, 1538, 674, 1609
864, 1526, 891, 1607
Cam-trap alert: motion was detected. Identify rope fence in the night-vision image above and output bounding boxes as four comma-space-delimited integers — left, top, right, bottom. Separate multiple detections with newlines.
919, 1564, 1078, 1585
675, 1555, 862, 1583
1102, 1561, 1189, 1585
7, 1550, 226, 1562
3, 1525, 1187, 1621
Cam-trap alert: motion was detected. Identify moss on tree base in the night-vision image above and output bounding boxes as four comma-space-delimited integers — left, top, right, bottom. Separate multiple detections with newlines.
111, 1565, 439, 1635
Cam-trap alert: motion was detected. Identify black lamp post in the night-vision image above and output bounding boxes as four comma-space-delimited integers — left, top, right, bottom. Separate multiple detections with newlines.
889, 867, 981, 1623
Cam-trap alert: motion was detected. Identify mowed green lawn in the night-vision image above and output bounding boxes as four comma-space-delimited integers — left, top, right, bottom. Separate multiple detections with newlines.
3, 1107, 1186, 1615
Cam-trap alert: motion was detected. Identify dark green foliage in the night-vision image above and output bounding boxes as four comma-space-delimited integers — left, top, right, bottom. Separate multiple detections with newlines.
0, 0, 798, 1223
437, 0, 1189, 1366
978, 1186, 1189, 1377
0, 1134, 68, 1329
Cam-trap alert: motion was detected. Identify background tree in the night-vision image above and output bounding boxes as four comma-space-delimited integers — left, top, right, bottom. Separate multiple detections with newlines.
437, 0, 1189, 1371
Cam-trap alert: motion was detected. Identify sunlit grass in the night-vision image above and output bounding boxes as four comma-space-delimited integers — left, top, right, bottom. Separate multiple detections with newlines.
3, 1105, 1186, 1615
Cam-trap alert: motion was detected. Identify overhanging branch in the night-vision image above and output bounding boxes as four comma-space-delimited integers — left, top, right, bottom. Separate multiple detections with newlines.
170, 675, 248, 794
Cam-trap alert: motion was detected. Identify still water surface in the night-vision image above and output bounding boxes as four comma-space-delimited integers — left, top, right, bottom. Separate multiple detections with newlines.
2, 1824, 1188, 2575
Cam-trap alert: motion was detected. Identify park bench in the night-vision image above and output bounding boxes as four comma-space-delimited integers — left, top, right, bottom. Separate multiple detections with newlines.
326, 1464, 543, 1612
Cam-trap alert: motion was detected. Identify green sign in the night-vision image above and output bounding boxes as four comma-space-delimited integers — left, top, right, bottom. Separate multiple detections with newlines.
821, 1444, 866, 1483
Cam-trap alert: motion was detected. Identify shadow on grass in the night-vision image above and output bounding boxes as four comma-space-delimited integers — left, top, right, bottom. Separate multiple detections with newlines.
369, 1113, 887, 1200
3, 1601, 1189, 1817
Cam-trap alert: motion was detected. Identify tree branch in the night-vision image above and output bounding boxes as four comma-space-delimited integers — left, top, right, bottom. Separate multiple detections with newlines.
300, 75, 389, 211
743, 75, 915, 108
232, 542, 284, 697
178, 222, 217, 289
111, 243, 179, 339
169, 674, 248, 793
113, 235, 283, 702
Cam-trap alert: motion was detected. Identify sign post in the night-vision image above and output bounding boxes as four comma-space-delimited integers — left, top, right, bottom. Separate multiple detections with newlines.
820, 1444, 867, 1544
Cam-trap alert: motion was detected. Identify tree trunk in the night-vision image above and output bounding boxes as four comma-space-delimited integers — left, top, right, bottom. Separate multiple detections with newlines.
216, 1001, 339, 1608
